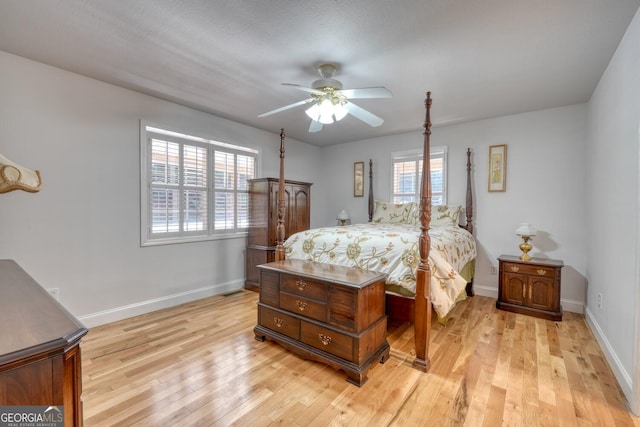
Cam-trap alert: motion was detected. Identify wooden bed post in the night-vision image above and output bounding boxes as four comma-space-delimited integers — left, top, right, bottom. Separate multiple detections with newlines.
275, 129, 286, 262
413, 92, 432, 372
368, 159, 374, 222
465, 148, 473, 235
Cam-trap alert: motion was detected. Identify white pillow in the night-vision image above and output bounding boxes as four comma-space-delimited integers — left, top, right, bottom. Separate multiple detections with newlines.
431, 205, 462, 227
371, 201, 417, 224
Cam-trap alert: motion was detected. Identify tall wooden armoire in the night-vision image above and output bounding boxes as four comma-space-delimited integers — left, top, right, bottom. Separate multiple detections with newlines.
245, 178, 312, 291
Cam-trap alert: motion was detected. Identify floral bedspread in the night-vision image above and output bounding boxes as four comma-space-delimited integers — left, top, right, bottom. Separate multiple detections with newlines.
284, 223, 476, 319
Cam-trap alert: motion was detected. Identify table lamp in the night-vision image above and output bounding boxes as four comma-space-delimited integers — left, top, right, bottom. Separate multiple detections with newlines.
337, 210, 350, 226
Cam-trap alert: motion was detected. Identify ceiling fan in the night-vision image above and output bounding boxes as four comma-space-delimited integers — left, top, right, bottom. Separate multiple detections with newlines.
258, 63, 392, 132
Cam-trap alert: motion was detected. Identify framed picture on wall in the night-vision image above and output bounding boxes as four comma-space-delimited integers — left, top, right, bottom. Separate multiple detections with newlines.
488, 144, 507, 192
354, 161, 364, 197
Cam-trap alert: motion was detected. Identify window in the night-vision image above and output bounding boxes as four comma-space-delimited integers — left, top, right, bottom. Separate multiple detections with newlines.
391, 146, 447, 205
141, 123, 259, 245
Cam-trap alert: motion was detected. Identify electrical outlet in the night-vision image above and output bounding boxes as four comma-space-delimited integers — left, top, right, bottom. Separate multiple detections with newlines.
48, 288, 59, 300
490, 265, 498, 275
597, 292, 603, 309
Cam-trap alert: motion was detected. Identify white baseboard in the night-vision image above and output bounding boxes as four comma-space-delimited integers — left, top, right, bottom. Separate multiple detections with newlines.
473, 284, 498, 299
559, 297, 585, 314
472, 284, 584, 314
78, 279, 244, 328
585, 306, 634, 409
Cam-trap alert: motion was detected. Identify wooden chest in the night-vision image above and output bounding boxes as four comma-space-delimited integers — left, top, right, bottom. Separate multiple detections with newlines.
254, 260, 389, 386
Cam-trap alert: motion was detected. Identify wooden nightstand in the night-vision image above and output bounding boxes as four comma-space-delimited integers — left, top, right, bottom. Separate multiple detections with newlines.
496, 255, 563, 321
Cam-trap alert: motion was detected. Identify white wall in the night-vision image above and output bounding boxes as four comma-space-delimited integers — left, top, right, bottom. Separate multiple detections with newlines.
0, 51, 321, 327
320, 103, 588, 313
585, 7, 640, 414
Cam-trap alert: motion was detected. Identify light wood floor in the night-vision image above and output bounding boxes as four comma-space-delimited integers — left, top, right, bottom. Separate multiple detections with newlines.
81, 291, 639, 426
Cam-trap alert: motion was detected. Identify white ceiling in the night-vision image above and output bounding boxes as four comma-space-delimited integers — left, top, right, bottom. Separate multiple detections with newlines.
0, 1, 638, 146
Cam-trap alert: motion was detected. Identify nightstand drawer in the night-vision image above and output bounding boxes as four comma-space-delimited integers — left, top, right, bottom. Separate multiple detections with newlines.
258, 306, 300, 339
280, 293, 326, 322
501, 262, 555, 277
281, 274, 326, 301
301, 322, 353, 361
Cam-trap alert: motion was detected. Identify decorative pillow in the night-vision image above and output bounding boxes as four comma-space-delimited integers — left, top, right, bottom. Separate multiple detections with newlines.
407, 202, 420, 225
371, 201, 417, 224
431, 205, 462, 227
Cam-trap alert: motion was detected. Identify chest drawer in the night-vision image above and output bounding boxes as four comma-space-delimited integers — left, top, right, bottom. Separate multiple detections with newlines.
301, 322, 353, 361
502, 262, 555, 277
280, 293, 326, 322
281, 274, 326, 301
258, 305, 300, 340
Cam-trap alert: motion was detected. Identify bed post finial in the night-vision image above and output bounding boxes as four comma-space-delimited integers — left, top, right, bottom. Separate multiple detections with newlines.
275, 129, 286, 261
413, 91, 432, 373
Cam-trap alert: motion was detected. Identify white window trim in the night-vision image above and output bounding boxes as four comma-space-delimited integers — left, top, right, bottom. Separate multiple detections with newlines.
140, 120, 261, 247
390, 145, 447, 204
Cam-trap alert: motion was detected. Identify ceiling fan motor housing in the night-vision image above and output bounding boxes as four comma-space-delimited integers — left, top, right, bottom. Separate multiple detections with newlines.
311, 78, 343, 91
312, 63, 343, 90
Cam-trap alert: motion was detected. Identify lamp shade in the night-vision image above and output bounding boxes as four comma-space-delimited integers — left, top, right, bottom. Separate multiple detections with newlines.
337, 210, 349, 221
515, 223, 536, 237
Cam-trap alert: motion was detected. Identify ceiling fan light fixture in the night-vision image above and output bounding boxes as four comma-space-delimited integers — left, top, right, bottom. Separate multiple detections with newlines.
318, 113, 334, 125
305, 104, 321, 121
333, 103, 348, 121
318, 98, 335, 124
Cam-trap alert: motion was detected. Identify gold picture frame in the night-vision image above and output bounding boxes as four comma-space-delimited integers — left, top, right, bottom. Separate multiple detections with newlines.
488, 144, 507, 192
354, 161, 364, 197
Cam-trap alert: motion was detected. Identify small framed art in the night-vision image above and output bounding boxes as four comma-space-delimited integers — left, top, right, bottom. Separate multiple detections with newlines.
354, 161, 364, 197
488, 144, 507, 192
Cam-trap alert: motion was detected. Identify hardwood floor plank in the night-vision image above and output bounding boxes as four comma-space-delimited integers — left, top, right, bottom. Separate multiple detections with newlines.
81, 291, 640, 426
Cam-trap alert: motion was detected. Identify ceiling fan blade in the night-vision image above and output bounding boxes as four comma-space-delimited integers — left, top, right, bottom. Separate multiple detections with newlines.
338, 87, 392, 99
282, 83, 324, 95
309, 120, 323, 133
345, 101, 384, 127
258, 98, 312, 117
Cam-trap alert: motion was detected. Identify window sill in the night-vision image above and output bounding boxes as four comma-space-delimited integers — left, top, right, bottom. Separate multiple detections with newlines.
141, 231, 248, 247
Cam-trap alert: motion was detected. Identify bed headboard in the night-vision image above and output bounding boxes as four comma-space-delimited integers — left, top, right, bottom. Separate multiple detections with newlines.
365, 148, 474, 232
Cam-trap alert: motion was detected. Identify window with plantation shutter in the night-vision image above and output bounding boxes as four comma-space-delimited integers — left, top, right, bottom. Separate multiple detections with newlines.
141, 123, 259, 246
391, 147, 447, 205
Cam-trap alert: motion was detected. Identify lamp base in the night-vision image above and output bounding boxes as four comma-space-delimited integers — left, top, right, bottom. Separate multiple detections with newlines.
519, 238, 533, 262
519, 252, 532, 262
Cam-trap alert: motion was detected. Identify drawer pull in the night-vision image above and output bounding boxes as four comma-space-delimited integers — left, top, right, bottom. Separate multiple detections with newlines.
537, 269, 547, 276
319, 334, 332, 346
295, 300, 308, 311
296, 279, 307, 291
529, 284, 532, 299
273, 317, 283, 328
510, 266, 520, 272
523, 284, 526, 298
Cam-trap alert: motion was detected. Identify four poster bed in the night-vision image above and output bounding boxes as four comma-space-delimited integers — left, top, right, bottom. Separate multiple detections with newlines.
268, 92, 475, 372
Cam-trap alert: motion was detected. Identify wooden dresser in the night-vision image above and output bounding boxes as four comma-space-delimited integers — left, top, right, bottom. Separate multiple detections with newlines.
0, 260, 88, 426
245, 178, 312, 291
496, 255, 563, 321
254, 260, 389, 386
